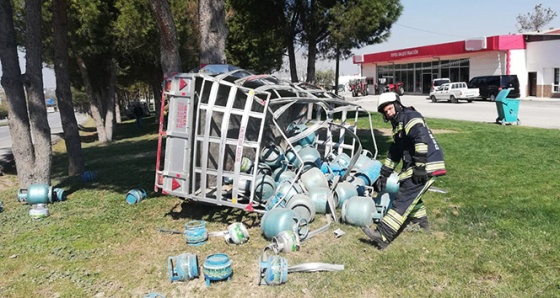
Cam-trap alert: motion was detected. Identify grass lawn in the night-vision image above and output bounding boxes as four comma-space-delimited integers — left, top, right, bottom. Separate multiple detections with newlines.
1, 115, 559, 297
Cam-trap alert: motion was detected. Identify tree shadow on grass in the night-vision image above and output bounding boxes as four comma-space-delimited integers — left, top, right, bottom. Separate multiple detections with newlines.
164, 200, 261, 228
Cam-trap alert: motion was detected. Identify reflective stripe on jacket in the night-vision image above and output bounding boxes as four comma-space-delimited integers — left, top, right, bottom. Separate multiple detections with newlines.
383, 108, 446, 181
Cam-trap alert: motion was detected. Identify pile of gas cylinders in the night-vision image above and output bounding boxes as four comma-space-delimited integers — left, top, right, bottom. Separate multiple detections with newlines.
224, 121, 400, 229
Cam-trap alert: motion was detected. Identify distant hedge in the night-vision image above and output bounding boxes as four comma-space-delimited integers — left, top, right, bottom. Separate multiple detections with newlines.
0, 101, 8, 119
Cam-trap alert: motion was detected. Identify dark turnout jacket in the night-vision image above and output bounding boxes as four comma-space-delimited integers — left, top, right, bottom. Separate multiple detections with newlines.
383, 107, 446, 181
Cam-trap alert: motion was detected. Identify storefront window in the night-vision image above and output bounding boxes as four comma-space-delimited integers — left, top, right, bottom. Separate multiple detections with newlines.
375, 58, 470, 94
441, 68, 449, 79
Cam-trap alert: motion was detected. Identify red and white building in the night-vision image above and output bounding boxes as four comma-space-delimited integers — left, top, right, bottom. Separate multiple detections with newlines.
352, 28, 560, 98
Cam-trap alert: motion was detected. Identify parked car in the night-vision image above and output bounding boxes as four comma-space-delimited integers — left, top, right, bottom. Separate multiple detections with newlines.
467, 75, 520, 101
430, 82, 479, 103
430, 78, 450, 93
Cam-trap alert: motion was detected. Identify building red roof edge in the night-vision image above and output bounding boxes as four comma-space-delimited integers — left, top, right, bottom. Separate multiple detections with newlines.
354, 34, 526, 65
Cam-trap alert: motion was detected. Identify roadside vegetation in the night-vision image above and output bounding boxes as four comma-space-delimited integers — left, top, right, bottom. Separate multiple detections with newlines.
0, 101, 8, 120
0, 115, 559, 297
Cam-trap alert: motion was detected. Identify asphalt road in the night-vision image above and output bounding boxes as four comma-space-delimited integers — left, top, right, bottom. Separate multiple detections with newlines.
0, 112, 89, 169
343, 93, 560, 130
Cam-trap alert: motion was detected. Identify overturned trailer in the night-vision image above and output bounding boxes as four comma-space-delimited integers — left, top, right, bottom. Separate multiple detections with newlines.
154, 67, 380, 217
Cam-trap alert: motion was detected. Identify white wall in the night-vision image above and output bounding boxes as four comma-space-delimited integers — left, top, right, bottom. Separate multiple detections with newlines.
509, 49, 528, 97
526, 39, 560, 85
361, 64, 377, 78
469, 50, 529, 96
469, 51, 502, 78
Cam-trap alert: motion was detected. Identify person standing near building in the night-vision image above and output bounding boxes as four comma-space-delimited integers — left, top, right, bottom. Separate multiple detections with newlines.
133, 103, 144, 128
361, 92, 446, 250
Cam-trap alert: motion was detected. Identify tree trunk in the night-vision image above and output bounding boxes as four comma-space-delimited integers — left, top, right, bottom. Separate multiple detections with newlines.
104, 60, 116, 141
147, 0, 182, 77
287, 40, 299, 83
306, 39, 317, 84
305, 0, 317, 84
334, 49, 340, 95
52, 0, 85, 176
76, 55, 108, 143
151, 72, 163, 123
0, 0, 37, 187
115, 100, 122, 124
24, 0, 52, 184
199, 0, 228, 65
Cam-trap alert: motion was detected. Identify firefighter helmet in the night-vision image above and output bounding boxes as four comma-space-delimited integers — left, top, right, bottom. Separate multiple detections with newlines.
377, 92, 401, 113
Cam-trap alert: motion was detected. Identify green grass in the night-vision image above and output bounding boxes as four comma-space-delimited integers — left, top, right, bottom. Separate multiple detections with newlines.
1, 115, 560, 297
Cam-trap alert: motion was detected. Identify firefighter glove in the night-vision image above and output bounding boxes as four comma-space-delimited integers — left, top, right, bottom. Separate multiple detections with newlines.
374, 175, 388, 193
380, 165, 393, 178
412, 166, 429, 185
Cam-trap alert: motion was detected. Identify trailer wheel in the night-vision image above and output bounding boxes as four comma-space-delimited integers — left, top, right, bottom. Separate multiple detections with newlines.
398, 86, 405, 95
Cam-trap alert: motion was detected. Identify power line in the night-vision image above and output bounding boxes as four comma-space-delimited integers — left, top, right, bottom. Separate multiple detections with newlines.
395, 23, 470, 38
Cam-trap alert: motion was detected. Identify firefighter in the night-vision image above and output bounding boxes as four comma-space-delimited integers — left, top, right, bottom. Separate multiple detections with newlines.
361, 92, 446, 250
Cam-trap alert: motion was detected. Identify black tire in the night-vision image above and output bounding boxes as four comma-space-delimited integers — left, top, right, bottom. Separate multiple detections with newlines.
490, 94, 496, 102
431, 95, 437, 103
364, 89, 368, 96
398, 86, 405, 95
352, 91, 357, 97
450, 95, 458, 103
467, 99, 473, 103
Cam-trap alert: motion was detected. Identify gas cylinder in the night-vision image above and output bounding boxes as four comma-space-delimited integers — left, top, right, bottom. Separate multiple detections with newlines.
203, 253, 233, 286
167, 253, 199, 282
285, 193, 316, 223
294, 146, 321, 171
334, 181, 359, 208
299, 167, 329, 191
260, 208, 308, 240
254, 174, 276, 203
373, 191, 394, 221
341, 196, 376, 226
330, 151, 352, 169
272, 163, 297, 186
258, 253, 288, 286
184, 220, 208, 246
17, 184, 54, 205
125, 188, 147, 204
275, 179, 303, 202
284, 145, 303, 166
385, 172, 400, 194
260, 144, 284, 169
351, 149, 375, 171
286, 123, 316, 147
307, 186, 335, 214
224, 222, 250, 245
354, 159, 382, 186
272, 230, 301, 253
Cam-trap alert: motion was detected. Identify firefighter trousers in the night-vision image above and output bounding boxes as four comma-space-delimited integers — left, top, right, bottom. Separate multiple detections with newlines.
376, 177, 435, 243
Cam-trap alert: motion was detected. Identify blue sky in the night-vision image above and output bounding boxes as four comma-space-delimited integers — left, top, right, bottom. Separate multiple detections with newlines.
331, 0, 560, 75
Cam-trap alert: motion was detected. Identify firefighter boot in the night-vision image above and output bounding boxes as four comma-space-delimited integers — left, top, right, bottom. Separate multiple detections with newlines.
361, 226, 390, 250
